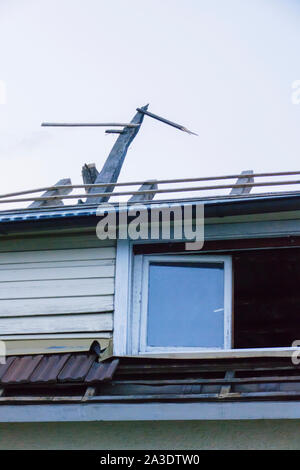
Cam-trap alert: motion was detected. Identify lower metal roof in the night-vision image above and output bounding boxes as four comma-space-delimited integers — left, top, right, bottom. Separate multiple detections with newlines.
0, 352, 119, 385
0, 354, 300, 405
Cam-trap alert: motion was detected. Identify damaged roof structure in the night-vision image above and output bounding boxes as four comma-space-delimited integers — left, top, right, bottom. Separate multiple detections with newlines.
1, 105, 300, 423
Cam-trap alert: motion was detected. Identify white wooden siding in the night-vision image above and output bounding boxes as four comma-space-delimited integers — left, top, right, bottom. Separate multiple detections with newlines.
0, 313, 113, 335
0, 278, 114, 300
0, 234, 116, 339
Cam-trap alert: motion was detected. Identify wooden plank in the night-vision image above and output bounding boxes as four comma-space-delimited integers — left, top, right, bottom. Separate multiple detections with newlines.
219, 370, 235, 397
5, 389, 300, 403
0, 396, 83, 403
0, 235, 115, 252
82, 386, 96, 402
0, 247, 115, 264
28, 178, 72, 208
1, 332, 112, 340
133, 233, 300, 255
117, 347, 300, 360
86, 105, 148, 204
129, 181, 158, 202
5, 177, 300, 204
0, 258, 115, 272
0, 278, 114, 299
117, 362, 294, 376
0, 262, 115, 281
113, 375, 300, 386
82, 164, 99, 186
0, 295, 114, 317
136, 107, 197, 135
0, 313, 113, 334
5, 338, 111, 356
230, 170, 254, 195
3, 170, 300, 199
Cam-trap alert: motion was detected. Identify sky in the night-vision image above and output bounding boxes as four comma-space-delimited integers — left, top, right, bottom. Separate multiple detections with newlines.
0, 0, 300, 205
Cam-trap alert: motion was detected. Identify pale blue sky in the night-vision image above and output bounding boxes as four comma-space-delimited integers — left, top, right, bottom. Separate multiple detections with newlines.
0, 0, 300, 199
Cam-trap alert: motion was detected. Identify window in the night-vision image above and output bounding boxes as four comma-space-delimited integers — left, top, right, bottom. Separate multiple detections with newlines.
114, 240, 300, 357
130, 254, 232, 354
233, 250, 300, 348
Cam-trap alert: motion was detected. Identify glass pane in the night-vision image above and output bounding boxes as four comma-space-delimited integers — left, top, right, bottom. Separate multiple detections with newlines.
147, 262, 225, 348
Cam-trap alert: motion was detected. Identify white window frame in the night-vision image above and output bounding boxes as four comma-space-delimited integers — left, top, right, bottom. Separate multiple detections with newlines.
114, 242, 233, 356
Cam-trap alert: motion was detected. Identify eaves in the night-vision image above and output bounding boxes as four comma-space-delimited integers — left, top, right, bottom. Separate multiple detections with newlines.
1, 191, 300, 235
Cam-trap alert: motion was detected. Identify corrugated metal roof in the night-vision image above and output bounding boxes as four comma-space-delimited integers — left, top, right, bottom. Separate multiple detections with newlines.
85, 359, 119, 383
30, 354, 70, 384
58, 353, 97, 383
1, 355, 43, 384
1, 356, 300, 405
0, 356, 16, 381
1, 191, 300, 224
0, 353, 119, 385
0, 206, 97, 223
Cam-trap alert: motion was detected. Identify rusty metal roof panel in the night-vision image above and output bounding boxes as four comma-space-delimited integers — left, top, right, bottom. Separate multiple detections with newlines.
0, 356, 16, 381
0, 353, 118, 385
58, 353, 96, 382
85, 359, 119, 383
29, 353, 71, 384
1, 355, 43, 384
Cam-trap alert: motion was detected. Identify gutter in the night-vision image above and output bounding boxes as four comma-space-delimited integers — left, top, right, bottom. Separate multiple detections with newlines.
1, 192, 300, 234
1, 401, 300, 422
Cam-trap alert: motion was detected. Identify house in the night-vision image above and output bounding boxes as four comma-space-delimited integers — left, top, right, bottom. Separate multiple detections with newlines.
0, 108, 300, 449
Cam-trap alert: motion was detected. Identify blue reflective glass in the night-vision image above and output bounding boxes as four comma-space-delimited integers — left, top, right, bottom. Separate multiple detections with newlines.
147, 262, 224, 348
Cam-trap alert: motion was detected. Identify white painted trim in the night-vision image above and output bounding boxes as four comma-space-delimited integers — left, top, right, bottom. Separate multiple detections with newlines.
4, 337, 111, 356
130, 253, 233, 354
2, 401, 300, 422
119, 346, 300, 359
113, 240, 131, 355
113, 213, 300, 357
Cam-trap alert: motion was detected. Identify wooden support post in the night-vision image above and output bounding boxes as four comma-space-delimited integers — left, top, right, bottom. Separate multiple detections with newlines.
82, 386, 96, 402
230, 170, 254, 195
85, 105, 148, 204
28, 178, 72, 208
82, 164, 99, 187
219, 370, 235, 398
129, 181, 158, 202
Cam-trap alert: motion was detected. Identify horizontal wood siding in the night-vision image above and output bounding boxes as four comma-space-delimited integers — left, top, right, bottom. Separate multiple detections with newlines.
0, 234, 116, 339
0, 313, 113, 335
0, 296, 114, 316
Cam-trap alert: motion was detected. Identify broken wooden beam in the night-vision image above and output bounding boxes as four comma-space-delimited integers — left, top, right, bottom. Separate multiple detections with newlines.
136, 107, 198, 135
129, 181, 158, 202
230, 170, 254, 195
28, 178, 72, 208
85, 104, 148, 204
81, 164, 99, 187
41, 122, 140, 128
105, 130, 124, 135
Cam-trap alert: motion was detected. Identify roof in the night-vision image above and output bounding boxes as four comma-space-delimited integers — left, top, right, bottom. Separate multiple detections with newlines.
0, 352, 119, 386
1, 191, 300, 235
1, 353, 300, 405
2, 170, 300, 231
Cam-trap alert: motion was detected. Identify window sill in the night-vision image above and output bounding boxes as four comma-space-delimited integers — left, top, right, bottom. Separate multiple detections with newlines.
108, 347, 300, 361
